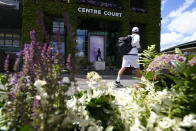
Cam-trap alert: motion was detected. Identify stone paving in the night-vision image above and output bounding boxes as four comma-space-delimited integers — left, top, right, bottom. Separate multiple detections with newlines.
0, 74, 140, 95
66, 74, 140, 95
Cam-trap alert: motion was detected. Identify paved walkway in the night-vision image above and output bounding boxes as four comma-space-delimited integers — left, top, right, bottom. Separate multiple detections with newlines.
0, 74, 140, 95
66, 74, 140, 95
75, 74, 140, 88
66, 75, 140, 95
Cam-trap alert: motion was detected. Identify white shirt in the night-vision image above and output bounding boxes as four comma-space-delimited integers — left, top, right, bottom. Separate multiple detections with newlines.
128, 34, 140, 54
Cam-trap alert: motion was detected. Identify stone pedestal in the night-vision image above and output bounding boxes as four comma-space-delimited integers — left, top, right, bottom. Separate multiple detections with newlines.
94, 61, 105, 70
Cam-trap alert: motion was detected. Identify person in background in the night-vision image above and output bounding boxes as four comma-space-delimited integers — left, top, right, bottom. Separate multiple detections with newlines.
115, 27, 141, 88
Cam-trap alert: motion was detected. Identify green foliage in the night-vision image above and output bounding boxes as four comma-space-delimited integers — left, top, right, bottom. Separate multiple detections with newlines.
143, 51, 196, 118
0, 74, 8, 86
162, 60, 196, 117
22, 0, 161, 53
139, 44, 159, 70
86, 95, 125, 130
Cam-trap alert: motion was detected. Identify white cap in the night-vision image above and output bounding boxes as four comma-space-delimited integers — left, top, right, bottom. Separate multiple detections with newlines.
132, 27, 139, 32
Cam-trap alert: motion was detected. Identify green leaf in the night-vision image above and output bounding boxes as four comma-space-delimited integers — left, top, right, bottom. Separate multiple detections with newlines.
105, 126, 114, 131
20, 125, 33, 131
175, 48, 183, 55
0, 75, 7, 86
145, 71, 154, 80
55, 65, 60, 72
171, 61, 185, 74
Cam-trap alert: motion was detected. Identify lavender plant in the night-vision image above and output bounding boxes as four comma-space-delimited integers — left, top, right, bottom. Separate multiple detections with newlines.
0, 11, 78, 130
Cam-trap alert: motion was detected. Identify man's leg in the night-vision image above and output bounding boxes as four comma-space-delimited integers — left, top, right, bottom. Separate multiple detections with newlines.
115, 67, 127, 87
135, 68, 141, 78
116, 67, 127, 81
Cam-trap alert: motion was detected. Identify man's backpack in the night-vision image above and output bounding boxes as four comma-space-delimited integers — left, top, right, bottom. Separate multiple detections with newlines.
118, 36, 133, 55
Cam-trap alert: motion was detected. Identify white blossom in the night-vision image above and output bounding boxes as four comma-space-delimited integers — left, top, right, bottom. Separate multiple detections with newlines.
36, 95, 41, 100
34, 79, 46, 88
181, 114, 196, 128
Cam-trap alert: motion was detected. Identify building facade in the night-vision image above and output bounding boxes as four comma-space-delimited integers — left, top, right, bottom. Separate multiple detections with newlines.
1, 0, 161, 70
0, 0, 22, 71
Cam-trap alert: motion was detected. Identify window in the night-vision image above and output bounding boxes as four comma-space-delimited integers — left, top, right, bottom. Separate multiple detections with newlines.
76, 29, 88, 57
0, 40, 4, 45
13, 40, 20, 47
130, 0, 145, 13
50, 20, 66, 55
0, 33, 20, 47
52, 21, 64, 34
0, 33, 4, 37
5, 40, 12, 46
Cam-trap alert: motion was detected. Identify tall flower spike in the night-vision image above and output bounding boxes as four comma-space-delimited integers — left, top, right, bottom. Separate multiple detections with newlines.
66, 54, 72, 70
36, 10, 50, 44
30, 30, 37, 42
56, 29, 62, 53
4, 54, 10, 72
14, 51, 22, 71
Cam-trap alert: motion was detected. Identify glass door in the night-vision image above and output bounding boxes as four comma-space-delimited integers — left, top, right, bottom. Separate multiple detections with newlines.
88, 32, 107, 63
89, 35, 105, 63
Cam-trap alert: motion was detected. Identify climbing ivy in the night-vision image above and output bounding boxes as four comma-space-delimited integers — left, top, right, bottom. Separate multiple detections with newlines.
22, 0, 161, 52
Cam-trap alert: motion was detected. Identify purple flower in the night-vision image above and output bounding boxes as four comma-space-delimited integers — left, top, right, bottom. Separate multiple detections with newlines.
30, 30, 37, 42
53, 54, 57, 64
32, 95, 39, 118
41, 43, 47, 58
4, 54, 10, 71
66, 54, 72, 70
189, 56, 196, 66
14, 51, 22, 71
147, 54, 185, 74
56, 29, 62, 52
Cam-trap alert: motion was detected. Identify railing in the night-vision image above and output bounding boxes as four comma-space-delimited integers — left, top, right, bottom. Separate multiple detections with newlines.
78, 0, 123, 10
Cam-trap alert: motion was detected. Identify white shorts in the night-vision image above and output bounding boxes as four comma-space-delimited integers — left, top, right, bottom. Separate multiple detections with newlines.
122, 55, 140, 68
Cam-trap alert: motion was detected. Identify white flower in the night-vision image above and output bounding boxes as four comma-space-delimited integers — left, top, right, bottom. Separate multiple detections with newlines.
181, 114, 196, 128
34, 79, 46, 88
92, 90, 103, 98
158, 117, 173, 129
87, 71, 102, 82
61, 77, 70, 83
36, 95, 41, 100
7, 101, 12, 105
130, 125, 145, 131
147, 111, 159, 129
41, 92, 48, 98
106, 82, 115, 89
67, 97, 77, 110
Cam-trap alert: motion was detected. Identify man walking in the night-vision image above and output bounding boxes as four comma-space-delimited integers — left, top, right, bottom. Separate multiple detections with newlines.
115, 27, 141, 88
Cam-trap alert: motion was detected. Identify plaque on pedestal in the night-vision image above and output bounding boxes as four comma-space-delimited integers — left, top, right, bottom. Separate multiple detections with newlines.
94, 61, 105, 70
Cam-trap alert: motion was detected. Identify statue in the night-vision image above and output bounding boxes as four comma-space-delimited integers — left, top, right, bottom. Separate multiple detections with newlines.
96, 48, 103, 61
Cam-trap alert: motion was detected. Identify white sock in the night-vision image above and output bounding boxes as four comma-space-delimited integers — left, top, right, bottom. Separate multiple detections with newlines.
116, 76, 120, 82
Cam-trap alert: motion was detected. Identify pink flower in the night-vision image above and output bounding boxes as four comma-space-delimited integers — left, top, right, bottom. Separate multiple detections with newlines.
4, 54, 10, 71
147, 54, 185, 73
189, 56, 196, 66
66, 54, 72, 70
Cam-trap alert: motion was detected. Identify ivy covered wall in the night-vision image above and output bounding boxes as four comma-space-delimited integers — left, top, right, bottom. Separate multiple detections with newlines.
22, 0, 161, 52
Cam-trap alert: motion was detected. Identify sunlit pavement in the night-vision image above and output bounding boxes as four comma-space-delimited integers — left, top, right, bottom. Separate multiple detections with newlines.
0, 75, 140, 95
66, 75, 140, 95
